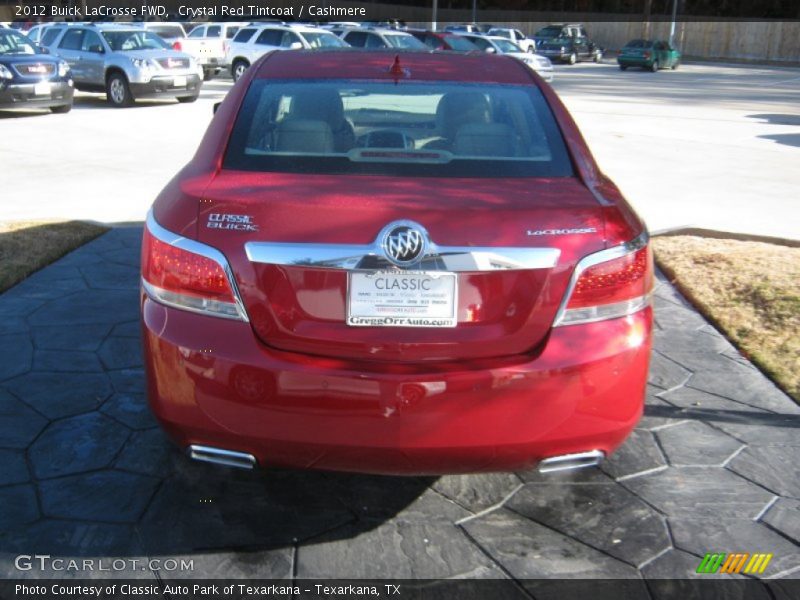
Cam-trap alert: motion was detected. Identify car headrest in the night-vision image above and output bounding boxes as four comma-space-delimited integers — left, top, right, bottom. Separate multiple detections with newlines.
453, 123, 516, 157
436, 92, 491, 141
274, 119, 335, 154
289, 89, 346, 128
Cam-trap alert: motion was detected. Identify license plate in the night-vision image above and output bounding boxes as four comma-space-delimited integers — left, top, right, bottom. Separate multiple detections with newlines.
173, 76, 187, 87
347, 271, 457, 328
34, 82, 51, 96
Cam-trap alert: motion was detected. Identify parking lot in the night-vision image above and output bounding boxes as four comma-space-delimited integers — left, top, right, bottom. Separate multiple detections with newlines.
2, 60, 799, 239
1, 57, 799, 587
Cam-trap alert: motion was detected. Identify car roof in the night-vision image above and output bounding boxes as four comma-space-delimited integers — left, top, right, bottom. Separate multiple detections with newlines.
248, 23, 320, 34
253, 49, 534, 84
343, 27, 412, 35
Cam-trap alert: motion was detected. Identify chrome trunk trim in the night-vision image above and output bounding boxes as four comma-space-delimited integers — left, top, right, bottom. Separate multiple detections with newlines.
245, 239, 560, 272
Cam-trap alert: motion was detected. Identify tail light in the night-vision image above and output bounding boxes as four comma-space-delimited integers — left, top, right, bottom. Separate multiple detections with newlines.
172, 41, 182, 51
554, 234, 652, 326
141, 211, 248, 321
643, 51, 651, 59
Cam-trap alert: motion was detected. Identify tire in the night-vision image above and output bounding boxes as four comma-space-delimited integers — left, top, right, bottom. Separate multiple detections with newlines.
650, 60, 659, 72
672, 60, 680, 70
50, 104, 72, 114
619, 64, 628, 71
202, 68, 216, 81
568, 52, 577, 65
176, 94, 198, 103
106, 72, 133, 107
232, 60, 249, 82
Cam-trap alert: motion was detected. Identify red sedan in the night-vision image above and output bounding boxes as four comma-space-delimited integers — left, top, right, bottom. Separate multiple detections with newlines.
140, 49, 653, 475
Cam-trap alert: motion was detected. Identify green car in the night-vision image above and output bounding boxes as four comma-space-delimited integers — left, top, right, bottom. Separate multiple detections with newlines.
618, 39, 681, 72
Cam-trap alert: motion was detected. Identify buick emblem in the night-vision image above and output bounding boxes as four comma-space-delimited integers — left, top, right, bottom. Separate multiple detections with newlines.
380, 221, 427, 266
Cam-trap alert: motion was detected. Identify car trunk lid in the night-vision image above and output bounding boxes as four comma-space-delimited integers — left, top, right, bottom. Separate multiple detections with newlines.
198, 171, 606, 363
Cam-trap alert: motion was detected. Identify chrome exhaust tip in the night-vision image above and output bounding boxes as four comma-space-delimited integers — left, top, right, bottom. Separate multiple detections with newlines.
188, 445, 257, 470
537, 450, 605, 474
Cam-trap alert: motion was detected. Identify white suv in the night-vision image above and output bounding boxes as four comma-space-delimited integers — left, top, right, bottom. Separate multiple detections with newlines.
226, 24, 348, 81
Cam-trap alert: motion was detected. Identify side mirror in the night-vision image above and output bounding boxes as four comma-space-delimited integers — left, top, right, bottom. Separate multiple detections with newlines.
289, 41, 303, 50
213, 102, 221, 114
38, 46, 51, 54
89, 45, 104, 54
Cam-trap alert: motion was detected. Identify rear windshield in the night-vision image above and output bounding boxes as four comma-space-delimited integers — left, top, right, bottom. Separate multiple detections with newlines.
625, 39, 651, 48
383, 34, 427, 50
444, 35, 478, 51
493, 38, 521, 53
301, 31, 348, 48
224, 80, 573, 178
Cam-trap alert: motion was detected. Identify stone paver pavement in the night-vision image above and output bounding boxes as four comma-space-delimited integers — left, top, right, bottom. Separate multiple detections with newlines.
0, 228, 798, 588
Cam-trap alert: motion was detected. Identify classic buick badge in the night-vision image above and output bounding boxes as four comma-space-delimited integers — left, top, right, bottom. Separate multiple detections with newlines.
381, 221, 427, 266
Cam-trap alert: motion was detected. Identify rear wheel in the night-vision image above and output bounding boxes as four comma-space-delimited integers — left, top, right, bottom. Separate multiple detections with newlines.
650, 60, 659, 72
50, 104, 72, 114
232, 60, 249, 82
619, 64, 628, 71
202, 68, 216, 81
106, 72, 133, 107
568, 52, 577, 65
671, 60, 680, 70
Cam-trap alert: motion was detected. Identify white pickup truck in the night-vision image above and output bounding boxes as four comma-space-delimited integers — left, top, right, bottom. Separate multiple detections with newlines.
172, 22, 247, 80
487, 27, 538, 53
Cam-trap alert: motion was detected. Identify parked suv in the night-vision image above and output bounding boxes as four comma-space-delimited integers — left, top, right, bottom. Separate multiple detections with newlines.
227, 24, 347, 81
534, 23, 603, 64
45, 24, 202, 107
0, 27, 74, 113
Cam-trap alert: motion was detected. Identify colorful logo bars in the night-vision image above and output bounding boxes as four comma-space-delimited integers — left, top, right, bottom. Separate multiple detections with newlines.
696, 552, 773, 574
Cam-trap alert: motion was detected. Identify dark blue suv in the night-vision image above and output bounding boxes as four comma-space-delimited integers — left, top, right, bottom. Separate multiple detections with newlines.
0, 28, 74, 113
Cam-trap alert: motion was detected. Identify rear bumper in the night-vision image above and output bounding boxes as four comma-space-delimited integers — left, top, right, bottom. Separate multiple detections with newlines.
539, 50, 569, 61
142, 297, 652, 475
618, 57, 653, 67
0, 80, 74, 109
129, 74, 201, 99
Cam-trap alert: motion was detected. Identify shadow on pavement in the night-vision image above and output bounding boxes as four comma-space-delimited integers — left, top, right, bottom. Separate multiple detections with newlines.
758, 133, 800, 148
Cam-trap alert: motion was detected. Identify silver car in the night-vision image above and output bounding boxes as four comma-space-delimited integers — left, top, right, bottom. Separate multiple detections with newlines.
45, 23, 202, 107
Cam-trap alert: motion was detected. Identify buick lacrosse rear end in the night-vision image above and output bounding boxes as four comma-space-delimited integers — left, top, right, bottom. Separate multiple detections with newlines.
141, 50, 653, 475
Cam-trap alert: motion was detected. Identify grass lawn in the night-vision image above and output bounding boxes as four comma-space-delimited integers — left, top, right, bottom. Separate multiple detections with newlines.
653, 235, 800, 402
0, 221, 109, 294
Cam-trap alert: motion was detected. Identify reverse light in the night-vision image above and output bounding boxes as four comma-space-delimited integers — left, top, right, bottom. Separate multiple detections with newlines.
141, 211, 248, 321
554, 233, 653, 327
